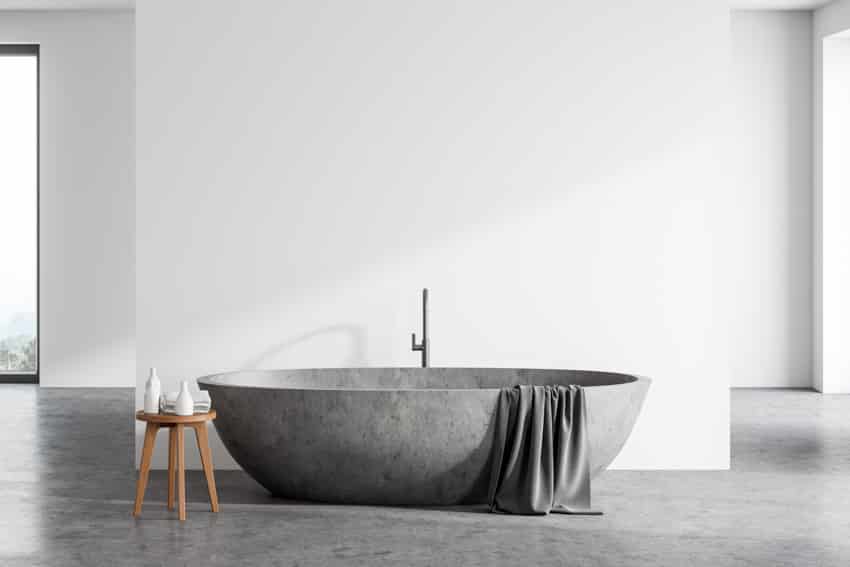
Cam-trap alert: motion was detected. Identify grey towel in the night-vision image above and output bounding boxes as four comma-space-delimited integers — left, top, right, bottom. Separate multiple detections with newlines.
488, 385, 601, 515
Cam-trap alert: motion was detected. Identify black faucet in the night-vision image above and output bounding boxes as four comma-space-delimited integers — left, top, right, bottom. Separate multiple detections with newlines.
411, 288, 429, 368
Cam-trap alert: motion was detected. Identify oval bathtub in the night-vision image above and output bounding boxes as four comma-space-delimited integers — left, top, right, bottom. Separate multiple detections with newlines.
198, 368, 649, 506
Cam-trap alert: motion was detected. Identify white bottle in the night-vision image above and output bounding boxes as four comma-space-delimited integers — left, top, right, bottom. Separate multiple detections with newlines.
144, 368, 161, 414
176, 380, 194, 416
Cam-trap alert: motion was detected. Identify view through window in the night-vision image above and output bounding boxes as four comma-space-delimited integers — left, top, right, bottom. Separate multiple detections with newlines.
0, 46, 38, 377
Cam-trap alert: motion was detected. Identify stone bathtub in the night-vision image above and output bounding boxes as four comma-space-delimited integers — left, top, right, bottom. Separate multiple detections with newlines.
198, 368, 649, 506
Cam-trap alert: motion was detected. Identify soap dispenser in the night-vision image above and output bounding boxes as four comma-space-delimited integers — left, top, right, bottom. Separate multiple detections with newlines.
176, 380, 194, 416
144, 368, 161, 414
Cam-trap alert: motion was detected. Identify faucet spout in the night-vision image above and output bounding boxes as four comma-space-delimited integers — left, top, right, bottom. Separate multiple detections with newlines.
411, 288, 429, 368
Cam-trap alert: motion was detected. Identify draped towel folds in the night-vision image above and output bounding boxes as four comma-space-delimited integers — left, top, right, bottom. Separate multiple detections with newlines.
488, 385, 601, 515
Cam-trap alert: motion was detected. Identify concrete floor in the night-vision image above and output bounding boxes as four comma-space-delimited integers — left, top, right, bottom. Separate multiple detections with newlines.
0, 387, 848, 566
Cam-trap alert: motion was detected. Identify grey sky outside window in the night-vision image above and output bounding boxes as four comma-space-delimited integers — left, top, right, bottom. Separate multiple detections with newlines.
0, 44, 38, 383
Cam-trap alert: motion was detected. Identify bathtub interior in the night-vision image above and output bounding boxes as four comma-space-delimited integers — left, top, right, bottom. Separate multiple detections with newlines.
197, 367, 638, 390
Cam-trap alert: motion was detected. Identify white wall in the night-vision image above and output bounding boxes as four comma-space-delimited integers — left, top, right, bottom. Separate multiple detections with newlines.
729, 11, 812, 388
0, 11, 135, 387
137, 0, 732, 470
814, 0, 850, 392
821, 36, 850, 393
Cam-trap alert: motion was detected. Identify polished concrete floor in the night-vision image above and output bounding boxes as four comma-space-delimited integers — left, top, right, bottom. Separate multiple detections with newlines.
0, 387, 848, 566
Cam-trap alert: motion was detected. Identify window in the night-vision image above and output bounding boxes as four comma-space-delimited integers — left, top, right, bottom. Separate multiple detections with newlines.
0, 45, 38, 383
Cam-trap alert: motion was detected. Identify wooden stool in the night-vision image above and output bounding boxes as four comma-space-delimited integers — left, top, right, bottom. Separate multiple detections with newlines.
133, 410, 219, 521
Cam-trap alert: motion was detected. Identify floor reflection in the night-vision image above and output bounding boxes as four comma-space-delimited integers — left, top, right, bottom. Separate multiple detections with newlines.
0, 386, 38, 560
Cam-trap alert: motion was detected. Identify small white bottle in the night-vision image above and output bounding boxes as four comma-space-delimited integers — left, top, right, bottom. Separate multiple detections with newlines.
144, 368, 161, 414
176, 380, 194, 416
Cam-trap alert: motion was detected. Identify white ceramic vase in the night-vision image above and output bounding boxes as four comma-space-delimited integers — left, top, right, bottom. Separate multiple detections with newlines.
176, 381, 194, 416
144, 368, 161, 414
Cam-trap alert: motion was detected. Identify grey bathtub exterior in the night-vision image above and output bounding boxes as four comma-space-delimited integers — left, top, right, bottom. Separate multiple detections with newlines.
198, 368, 649, 506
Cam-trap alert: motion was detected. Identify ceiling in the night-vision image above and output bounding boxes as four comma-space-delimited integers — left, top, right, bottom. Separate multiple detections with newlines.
729, 0, 833, 8
0, 0, 132, 9
0, 0, 835, 12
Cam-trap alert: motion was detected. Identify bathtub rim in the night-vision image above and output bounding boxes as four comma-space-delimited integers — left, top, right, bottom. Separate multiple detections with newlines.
196, 367, 651, 393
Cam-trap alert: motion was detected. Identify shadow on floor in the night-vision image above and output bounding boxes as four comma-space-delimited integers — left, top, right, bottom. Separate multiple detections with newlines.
142, 470, 495, 516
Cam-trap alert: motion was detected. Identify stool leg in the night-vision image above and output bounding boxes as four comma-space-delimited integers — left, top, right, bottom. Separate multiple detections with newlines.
193, 423, 220, 512
168, 427, 177, 511
133, 423, 159, 516
176, 424, 186, 521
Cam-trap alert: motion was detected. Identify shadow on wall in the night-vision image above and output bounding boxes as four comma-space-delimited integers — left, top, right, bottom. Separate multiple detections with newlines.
242, 324, 368, 369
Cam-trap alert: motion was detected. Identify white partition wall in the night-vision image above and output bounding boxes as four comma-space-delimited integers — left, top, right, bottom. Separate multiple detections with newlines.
136, 0, 732, 470
814, 0, 850, 392
819, 33, 850, 393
